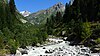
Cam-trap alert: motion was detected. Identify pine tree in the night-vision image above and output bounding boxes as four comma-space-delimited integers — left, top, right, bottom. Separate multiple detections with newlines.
9, 0, 16, 13
63, 3, 70, 23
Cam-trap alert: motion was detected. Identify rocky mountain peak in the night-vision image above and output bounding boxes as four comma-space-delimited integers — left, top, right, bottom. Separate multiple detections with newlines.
26, 2, 65, 25
20, 10, 31, 17
55, 2, 63, 6
52, 2, 65, 11
50, 2, 65, 11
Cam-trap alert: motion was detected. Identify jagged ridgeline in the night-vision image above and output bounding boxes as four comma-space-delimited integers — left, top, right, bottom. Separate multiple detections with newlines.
27, 2, 65, 25
0, 0, 48, 54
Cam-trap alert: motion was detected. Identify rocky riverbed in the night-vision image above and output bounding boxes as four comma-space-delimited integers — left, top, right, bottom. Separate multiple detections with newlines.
14, 38, 100, 56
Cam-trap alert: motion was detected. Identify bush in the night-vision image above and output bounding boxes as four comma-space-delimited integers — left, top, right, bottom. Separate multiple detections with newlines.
95, 38, 100, 44
0, 49, 10, 55
8, 39, 19, 54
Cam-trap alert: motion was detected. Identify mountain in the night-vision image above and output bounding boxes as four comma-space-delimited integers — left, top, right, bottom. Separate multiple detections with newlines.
20, 11, 31, 17
26, 2, 65, 25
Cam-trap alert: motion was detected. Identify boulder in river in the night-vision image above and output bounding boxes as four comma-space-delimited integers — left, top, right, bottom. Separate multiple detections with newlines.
18, 48, 28, 55
19, 45, 27, 49
43, 47, 46, 49
91, 44, 100, 53
21, 50, 28, 55
91, 48, 100, 53
45, 49, 54, 53
36, 43, 41, 47
15, 50, 22, 56
63, 37, 68, 41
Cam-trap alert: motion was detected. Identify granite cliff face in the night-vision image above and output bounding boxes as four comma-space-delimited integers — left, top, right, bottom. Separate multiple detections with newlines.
26, 2, 65, 25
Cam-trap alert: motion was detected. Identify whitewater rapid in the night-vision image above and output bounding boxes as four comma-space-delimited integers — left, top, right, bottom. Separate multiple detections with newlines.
15, 38, 99, 56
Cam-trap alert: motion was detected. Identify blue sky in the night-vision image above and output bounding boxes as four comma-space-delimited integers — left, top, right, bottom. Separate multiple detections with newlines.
15, 0, 70, 13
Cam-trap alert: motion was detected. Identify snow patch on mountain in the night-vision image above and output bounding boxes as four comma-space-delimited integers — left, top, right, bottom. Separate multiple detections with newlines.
20, 11, 30, 17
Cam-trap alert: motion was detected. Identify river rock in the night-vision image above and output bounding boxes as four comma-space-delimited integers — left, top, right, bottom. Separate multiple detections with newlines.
18, 48, 28, 55
43, 47, 46, 49
91, 44, 100, 53
21, 50, 28, 55
15, 50, 22, 56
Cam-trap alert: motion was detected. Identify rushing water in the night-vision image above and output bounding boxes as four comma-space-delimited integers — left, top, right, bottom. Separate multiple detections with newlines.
15, 38, 100, 56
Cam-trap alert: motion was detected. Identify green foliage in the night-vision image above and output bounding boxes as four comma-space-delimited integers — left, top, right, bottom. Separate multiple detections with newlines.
80, 22, 92, 43
63, 20, 92, 43
2, 27, 14, 40
0, 0, 48, 54
0, 31, 4, 49
91, 23, 100, 40
46, 11, 63, 36
95, 38, 100, 44
8, 39, 19, 54
81, 22, 92, 39
0, 49, 10, 55
95, 23, 100, 30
